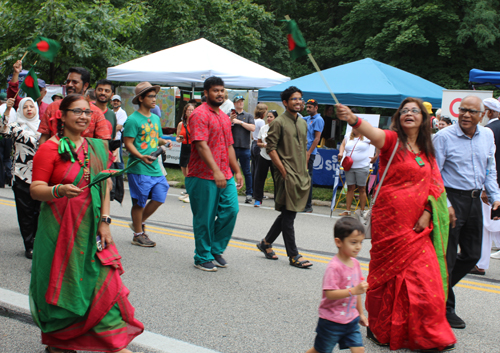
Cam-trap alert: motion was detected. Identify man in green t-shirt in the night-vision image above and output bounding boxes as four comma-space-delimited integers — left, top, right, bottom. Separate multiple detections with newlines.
94, 79, 117, 139
123, 82, 171, 247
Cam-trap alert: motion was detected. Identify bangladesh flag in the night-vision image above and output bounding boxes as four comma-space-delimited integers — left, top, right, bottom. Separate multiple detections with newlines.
20, 66, 41, 101
285, 19, 311, 61
28, 37, 61, 62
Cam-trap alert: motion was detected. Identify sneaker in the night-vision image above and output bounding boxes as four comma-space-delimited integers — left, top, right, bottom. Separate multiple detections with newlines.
303, 207, 313, 213
446, 312, 466, 329
131, 233, 156, 247
491, 250, 500, 259
178, 194, 188, 201
254, 200, 261, 207
213, 254, 228, 268
128, 222, 146, 233
182, 196, 190, 203
194, 262, 218, 272
245, 195, 252, 204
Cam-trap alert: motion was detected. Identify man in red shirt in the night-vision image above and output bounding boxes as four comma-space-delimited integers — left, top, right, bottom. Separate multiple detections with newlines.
186, 76, 243, 271
38, 67, 111, 144
7, 60, 49, 119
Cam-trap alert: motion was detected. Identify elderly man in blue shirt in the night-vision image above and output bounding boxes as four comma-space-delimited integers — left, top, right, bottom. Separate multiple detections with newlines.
434, 95, 500, 329
302, 99, 324, 213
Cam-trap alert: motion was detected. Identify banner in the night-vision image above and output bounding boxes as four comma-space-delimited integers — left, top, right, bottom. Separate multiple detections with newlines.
441, 90, 493, 125
117, 86, 177, 128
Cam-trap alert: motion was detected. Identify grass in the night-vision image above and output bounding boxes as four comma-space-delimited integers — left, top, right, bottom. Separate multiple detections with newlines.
164, 166, 335, 202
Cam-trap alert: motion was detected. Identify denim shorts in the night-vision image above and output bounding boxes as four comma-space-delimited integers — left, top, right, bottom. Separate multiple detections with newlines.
345, 166, 370, 186
128, 173, 169, 208
314, 317, 363, 352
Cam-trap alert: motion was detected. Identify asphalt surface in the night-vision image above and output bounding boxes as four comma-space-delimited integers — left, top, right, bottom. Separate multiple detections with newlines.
1, 184, 500, 353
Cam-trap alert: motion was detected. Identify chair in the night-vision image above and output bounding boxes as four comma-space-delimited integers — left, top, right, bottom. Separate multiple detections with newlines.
334, 167, 373, 211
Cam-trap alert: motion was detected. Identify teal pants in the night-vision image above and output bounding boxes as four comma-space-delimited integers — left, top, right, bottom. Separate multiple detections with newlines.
186, 177, 239, 264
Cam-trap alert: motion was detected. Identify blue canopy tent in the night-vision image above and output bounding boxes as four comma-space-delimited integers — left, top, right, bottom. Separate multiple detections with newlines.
258, 58, 444, 108
469, 69, 500, 89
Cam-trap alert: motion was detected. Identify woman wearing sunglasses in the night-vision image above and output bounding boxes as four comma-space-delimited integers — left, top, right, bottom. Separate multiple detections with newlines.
336, 98, 456, 351
30, 94, 143, 353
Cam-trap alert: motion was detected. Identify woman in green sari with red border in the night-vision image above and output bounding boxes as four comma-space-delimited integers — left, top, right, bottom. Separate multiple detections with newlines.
30, 94, 143, 353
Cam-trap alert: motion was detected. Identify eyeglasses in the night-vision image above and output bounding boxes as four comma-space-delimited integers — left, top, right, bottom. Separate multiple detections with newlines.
307, 99, 317, 104
66, 108, 93, 116
458, 107, 482, 115
290, 97, 303, 101
400, 108, 421, 115
64, 79, 81, 85
269, 110, 277, 113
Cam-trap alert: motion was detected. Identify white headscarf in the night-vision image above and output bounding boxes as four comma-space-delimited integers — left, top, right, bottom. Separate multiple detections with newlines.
16, 97, 40, 137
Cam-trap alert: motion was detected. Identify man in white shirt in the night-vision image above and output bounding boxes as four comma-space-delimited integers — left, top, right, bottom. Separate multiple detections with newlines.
111, 95, 128, 168
0, 92, 16, 122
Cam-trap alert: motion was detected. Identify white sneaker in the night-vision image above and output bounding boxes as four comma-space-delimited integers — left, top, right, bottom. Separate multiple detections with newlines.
178, 194, 188, 201
361, 210, 368, 219
491, 250, 500, 259
182, 196, 190, 203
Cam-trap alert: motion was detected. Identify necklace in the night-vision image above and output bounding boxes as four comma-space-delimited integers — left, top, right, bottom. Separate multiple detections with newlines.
76, 143, 90, 181
407, 142, 425, 167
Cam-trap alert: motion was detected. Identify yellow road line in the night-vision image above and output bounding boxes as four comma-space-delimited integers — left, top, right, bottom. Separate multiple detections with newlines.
0, 198, 498, 293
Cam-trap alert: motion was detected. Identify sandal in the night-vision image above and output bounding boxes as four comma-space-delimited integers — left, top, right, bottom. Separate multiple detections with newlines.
45, 347, 77, 353
289, 254, 313, 268
339, 210, 351, 216
366, 327, 388, 347
257, 240, 278, 260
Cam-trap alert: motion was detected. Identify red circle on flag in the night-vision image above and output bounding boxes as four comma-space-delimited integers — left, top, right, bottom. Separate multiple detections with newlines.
287, 34, 296, 51
36, 40, 50, 52
24, 75, 35, 88
449, 98, 462, 118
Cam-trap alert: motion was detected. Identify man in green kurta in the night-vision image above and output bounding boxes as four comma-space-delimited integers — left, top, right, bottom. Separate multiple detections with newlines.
256, 86, 313, 268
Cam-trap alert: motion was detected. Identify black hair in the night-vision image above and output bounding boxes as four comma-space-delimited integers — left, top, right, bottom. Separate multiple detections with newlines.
58, 94, 87, 162
334, 217, 365, 241
269, 110, 278, 118
203, 76, 225, 92
95, 79, 115, 92
280, 86, 302, 102
440, 116, 452, 125
68, 67, 90, 86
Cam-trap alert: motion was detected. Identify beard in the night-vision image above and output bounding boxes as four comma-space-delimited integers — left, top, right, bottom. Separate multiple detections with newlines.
208, 96, 223, 107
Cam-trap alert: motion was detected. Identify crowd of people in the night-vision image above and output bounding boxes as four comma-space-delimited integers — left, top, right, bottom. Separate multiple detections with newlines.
2, 53, 500, 352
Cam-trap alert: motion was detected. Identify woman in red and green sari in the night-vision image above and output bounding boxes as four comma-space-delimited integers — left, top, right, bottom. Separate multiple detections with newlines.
30, 94, 143, 353
336, 98, 456, 351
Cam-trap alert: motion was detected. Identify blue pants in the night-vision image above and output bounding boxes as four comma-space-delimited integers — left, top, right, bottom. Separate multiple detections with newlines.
186, 177, 239, 265
234, 147, 252, 196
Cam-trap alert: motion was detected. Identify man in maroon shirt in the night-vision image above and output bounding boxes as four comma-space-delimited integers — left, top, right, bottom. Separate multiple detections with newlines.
186, 76, 243, 271
7, 60, 49, 119
38, 67, 111, 144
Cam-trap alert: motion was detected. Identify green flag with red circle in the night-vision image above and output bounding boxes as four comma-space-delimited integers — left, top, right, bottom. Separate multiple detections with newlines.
20, 66, 41, 101
286, 19, 311, 61
28, 37, 61, 62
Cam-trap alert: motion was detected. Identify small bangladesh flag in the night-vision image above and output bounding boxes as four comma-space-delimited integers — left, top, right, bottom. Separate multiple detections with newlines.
285, 19, 311, 61
28, 36, 61, 62
20, 66, 41, 101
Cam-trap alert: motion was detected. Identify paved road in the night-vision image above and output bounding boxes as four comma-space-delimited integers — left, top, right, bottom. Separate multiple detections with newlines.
1, 185, 499, 352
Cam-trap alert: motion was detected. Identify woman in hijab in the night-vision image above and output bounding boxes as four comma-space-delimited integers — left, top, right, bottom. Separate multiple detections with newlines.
2, 97, 41, 259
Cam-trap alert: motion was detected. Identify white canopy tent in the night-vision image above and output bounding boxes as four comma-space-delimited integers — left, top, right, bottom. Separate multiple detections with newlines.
107, 38, 290, 89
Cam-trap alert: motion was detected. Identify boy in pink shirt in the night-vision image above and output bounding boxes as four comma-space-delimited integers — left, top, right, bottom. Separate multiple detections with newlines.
306, 217, 369, 353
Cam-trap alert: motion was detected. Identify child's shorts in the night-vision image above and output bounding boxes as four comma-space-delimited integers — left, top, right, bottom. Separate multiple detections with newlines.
314, 317, 363, 352
128, 173, 169, 208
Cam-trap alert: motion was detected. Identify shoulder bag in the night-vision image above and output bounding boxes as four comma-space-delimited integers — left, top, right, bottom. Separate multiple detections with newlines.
341, 138, 360, 172
354, 138, 399, 239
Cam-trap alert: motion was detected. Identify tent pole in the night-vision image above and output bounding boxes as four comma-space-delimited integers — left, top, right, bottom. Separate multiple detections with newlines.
191, 83, 195, 99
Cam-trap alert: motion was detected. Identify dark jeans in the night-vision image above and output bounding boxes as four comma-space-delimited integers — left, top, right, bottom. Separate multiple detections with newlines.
250, 140, 260, 194
234, 147, 252, 196
306, 154, 316, 209
0, 138, 12, 186
445, 189, 483, 313
13, 178, 41, 251
254, 156, 275, 202
264, 209, 298, 258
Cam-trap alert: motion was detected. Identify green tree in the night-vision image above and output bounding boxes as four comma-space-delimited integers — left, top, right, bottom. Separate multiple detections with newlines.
0, 0, 148, 84
137, 0, 292, 78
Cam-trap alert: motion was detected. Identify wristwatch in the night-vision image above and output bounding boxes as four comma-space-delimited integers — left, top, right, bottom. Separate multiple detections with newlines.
101, 216, 112, 225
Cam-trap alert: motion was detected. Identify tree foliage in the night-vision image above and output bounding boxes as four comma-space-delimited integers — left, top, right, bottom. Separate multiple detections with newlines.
0, 0, 148, 84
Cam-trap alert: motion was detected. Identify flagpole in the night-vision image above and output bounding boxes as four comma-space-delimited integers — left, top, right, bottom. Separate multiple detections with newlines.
14, 61, 39, 100
285, 15, 340, 105
20, 51, 28, 61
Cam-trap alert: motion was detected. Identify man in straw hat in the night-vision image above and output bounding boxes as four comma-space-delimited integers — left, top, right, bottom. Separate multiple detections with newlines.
123, 82, 171, 247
